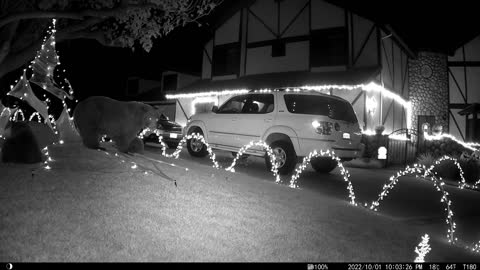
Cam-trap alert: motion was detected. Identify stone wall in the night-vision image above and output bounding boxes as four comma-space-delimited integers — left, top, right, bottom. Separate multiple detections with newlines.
408, 51, 449, 132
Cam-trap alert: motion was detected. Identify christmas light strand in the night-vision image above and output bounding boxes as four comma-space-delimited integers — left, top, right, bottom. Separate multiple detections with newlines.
414, 234, 432, 262
370, 163, 457, 243
225, 140, 280, 183
424, 132, 480, 152
165, 82, 412, 128
289, 149, 356, 205
11, 109, 25, 122
29, 112, 43, 123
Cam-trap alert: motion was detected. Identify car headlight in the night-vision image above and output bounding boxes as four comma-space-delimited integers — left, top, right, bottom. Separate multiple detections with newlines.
312, 120, 333, 135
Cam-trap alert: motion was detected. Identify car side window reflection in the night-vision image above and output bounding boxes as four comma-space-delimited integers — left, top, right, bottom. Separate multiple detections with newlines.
241, 94, 274, 114
218, 94, 274, 114
217, 95, 248, 113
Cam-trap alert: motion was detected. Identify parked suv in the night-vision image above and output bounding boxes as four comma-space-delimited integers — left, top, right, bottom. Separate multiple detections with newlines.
184, 90, 362, 175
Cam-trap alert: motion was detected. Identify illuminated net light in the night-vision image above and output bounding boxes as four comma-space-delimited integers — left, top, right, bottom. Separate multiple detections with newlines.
414, 234, 431, 262
370, 163, 457, 243
289, 149, 356, 205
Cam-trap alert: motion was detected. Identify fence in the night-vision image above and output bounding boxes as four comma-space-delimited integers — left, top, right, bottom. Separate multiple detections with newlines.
386, 129, 418, 166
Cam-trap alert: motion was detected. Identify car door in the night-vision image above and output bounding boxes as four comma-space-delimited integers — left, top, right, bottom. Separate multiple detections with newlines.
208, 94, 248, 148
232, 93, 275, 149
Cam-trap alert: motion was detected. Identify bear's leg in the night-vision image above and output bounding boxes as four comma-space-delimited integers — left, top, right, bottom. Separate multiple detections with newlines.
127, 137, 144, 154
112, 135, 132, 153
82, 133, 101, 149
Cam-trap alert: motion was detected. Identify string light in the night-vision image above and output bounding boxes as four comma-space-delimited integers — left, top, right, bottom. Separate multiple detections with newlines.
471, 241, 480, 253
289, 149, 356, 205
29, 112, 43, 123
166, 82, 412, 128
11, 109, 25, 122
225, 140, 280, 183
166, 89, 250, 99
414, 234, 431, 262
42, 146, 52, 170
370, 163, 457, 243
424, 132, 480, 152
28, 129, 480, 253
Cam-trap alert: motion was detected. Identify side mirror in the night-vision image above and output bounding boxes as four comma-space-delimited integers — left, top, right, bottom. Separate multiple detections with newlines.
212, 106, 219, 113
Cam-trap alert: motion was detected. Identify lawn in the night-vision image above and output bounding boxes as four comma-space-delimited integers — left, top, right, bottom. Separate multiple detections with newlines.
0, 142, 478, 262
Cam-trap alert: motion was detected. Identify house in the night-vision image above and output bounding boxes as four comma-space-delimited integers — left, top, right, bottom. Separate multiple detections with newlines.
162, 0, 480, 142
129, 71, 199, 126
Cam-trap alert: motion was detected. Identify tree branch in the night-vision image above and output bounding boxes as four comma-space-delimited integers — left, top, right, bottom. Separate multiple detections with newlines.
0, 2, 162, 29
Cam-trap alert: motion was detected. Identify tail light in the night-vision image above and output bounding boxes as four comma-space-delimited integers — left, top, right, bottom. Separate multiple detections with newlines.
312, 120, 333, 135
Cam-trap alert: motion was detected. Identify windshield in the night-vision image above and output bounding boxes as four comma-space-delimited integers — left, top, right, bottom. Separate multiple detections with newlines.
284, 94, 358, 123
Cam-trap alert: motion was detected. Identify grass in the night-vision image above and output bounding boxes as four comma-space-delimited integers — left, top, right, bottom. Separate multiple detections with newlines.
1, 142, 478, 262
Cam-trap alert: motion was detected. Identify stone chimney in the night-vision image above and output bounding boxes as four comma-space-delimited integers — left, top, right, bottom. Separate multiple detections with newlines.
408, 51, 449, 132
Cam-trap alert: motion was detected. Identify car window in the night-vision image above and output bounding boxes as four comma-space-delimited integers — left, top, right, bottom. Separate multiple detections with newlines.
241, 94, 274, 114
217, 95, 248, 113
284, 94, 358, 123
218, 94, 274, 114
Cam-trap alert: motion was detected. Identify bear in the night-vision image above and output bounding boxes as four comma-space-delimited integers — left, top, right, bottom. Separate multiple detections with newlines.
127, 137, 145, 154
73, 96, 158, 153
1, 121, 43, 164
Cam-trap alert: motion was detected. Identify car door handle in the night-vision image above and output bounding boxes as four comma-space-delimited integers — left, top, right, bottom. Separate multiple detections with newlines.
264, 118, 272, 123
232, 117, 238, 122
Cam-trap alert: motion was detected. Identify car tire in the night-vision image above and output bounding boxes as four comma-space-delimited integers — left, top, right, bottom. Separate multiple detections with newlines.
186, 128, 208, 157
265, 141, 297, 175
310, 157, 338, 173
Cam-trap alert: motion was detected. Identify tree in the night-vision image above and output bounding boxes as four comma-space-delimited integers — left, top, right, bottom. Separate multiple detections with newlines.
0, 0, 221, 80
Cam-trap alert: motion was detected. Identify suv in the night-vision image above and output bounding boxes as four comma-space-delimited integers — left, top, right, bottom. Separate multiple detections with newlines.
184, 90, 362, 175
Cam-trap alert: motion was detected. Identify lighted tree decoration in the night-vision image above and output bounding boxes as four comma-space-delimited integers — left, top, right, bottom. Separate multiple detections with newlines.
0, 0, 222, 81
414, 234, 432, 262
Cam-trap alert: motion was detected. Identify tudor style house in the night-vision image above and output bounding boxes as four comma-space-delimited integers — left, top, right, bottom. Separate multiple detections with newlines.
161, 0, 480, 144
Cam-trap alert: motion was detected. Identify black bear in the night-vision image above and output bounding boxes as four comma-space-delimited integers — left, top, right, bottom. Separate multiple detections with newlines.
1, 121, 43, 164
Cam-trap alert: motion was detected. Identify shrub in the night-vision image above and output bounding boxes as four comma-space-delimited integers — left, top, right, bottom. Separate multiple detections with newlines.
417, 152, 436, 168
417, 152, 460, 181
459, 151, 480, 185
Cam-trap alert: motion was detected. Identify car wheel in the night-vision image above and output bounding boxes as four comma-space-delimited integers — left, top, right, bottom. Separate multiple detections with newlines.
265, 141, 296, 175
187, 128, 208, 157
310, 157, 338, 173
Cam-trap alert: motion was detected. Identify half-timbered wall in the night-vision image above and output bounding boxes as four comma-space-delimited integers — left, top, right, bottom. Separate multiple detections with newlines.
448, 35, 480, 141
378, 30, 410, 134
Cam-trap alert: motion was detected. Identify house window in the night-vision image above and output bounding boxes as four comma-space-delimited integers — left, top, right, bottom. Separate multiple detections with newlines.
162, 74, 178, 92
310, 27, 347, 67
212, 43, 240, 77
271, 40, 286, 57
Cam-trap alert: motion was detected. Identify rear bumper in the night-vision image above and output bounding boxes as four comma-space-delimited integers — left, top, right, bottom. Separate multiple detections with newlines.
296, 138, 361, 158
